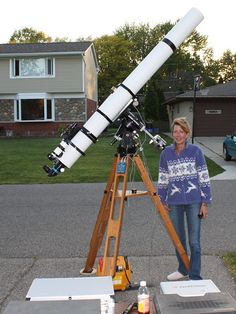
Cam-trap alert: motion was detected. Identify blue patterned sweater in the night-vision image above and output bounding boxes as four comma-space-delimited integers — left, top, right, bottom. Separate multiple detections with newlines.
157, 143, 212, 205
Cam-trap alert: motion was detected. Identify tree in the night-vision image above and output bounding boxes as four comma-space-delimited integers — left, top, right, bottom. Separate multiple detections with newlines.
115, 23, 154, 64
144, 82, 159, 121
115, 22, 211, 85
54, 37, 70, 42
113, 21, 217, 123
9, 27, 52, 43
94, 35, 135, 104
144, 81, 167, 123
218, 50, 236, 82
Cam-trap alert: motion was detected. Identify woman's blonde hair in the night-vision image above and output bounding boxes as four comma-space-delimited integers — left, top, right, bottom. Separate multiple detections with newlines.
171, 117, 192, 137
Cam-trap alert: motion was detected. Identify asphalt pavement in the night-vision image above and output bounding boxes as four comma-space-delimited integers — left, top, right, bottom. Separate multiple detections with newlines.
0, 137, 236, 313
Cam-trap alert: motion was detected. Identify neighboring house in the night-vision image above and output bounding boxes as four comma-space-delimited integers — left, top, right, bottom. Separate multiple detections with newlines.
0, 42, 99, 136
164, 80, 236, 136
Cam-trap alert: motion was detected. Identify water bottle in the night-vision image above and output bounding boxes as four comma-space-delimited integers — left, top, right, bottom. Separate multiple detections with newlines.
137, 280, 150, 314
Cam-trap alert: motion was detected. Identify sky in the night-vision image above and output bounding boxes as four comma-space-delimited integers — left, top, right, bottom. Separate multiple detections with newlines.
1, 0, 235, 59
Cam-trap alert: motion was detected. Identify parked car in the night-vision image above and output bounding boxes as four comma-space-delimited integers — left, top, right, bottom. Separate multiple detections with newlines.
223, 133, 236, 160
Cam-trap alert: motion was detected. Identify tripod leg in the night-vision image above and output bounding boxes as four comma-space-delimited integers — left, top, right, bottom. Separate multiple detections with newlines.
134, 155, 190, 270
100, 157, 130, 277
82, 156, 118, 274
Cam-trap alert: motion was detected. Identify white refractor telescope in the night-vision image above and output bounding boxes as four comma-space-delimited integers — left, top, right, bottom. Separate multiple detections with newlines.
44, 7, 204, 176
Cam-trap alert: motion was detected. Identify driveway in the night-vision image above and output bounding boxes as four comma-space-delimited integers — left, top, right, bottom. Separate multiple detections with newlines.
195, 137, 236, 180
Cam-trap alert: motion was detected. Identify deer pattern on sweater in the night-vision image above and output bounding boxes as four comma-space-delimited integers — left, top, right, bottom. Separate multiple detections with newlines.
157, 143, 212, 205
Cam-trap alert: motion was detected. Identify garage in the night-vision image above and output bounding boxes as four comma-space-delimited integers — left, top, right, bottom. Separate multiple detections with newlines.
165, 80, 236, 136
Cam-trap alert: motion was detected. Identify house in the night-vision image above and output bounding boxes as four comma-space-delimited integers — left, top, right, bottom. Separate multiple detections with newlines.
164, 80, 236, 136
0, 41, 99, 136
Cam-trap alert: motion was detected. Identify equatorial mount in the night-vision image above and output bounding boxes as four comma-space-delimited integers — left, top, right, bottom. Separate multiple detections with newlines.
111, 108, 166, 157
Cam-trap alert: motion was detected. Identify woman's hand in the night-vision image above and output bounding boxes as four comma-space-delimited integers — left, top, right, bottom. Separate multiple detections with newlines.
200, 203, 208, 219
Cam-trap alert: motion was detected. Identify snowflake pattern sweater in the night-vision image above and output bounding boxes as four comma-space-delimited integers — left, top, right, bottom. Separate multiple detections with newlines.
157, 142, 212, 205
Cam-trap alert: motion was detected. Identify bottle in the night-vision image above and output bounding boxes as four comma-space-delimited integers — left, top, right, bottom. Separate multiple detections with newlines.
137, 280, 150, 314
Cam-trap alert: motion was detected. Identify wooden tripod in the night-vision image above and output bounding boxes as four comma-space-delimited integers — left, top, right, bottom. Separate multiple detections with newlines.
82, 154, 190, 277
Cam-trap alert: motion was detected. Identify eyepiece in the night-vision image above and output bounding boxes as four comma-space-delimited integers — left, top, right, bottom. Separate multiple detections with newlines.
43, 162, 65, 177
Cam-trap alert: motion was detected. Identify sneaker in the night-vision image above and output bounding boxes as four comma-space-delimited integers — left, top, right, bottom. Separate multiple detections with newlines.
167, 271, 188, 281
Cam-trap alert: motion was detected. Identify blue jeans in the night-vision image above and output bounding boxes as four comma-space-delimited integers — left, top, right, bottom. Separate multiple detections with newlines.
169, 203, 202, 280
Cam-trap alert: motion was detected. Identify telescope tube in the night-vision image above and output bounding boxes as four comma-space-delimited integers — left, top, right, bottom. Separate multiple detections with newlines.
45, 7, 204, 175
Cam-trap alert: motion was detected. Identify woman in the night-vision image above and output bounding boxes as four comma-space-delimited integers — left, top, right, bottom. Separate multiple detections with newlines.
157, 117, 212, 280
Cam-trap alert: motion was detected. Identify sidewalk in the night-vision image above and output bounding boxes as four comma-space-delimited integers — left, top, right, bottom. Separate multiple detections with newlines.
1, 255, 235, 313
195, 137, 236, 180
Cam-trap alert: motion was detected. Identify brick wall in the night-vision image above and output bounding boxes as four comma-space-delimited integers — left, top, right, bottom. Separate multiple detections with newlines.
87, 98, 97, 118
55, 98, 86, 121
0, 99, 14, 121
0, 97, 97, 136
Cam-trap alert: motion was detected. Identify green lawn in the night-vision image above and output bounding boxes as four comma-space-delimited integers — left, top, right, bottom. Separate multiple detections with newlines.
222, 252, 236, 281
0, 131, 224, 184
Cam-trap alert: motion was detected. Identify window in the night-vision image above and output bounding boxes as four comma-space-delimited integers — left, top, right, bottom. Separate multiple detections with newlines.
15, 96, 54, 122
11, 58, 54, 78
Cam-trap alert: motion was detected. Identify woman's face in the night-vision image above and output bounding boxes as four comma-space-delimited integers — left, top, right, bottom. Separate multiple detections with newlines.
172, 124, 189, 145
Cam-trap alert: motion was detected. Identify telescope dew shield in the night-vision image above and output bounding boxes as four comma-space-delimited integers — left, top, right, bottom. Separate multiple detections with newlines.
45, 7, 204, 173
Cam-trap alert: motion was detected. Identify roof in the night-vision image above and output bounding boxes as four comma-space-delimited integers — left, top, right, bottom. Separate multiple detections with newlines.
178, 79, 236, 98
0, 41, 93, 57
163, 80, 236, 105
